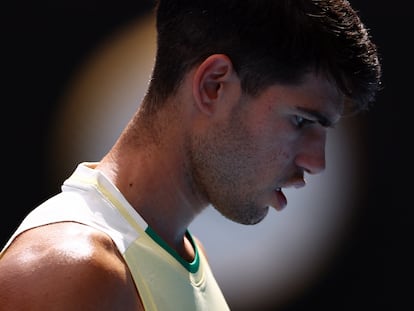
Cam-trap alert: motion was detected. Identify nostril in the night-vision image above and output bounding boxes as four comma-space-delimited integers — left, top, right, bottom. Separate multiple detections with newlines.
296, 155, 326, 175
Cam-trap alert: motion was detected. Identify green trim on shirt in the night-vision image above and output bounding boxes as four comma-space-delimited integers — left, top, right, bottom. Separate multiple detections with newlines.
145, 227, 200, 273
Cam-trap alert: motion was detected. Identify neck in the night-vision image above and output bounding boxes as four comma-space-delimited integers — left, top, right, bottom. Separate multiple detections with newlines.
96, 107, 207, 257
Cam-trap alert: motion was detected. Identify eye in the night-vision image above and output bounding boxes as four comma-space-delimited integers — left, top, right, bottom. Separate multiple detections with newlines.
293, 115, 315, 129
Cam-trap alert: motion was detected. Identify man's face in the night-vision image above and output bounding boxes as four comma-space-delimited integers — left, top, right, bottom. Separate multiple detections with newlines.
189, 72, 344, 225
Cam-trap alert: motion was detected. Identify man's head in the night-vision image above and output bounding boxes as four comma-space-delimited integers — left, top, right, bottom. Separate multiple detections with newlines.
143, 0, 381, 116
131, 0, 382, 225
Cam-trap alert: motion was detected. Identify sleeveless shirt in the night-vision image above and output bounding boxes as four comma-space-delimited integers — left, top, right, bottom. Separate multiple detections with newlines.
1, 162, 230, 311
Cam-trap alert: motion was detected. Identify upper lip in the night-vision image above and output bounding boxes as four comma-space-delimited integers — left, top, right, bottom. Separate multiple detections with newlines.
281, 178, 306, 189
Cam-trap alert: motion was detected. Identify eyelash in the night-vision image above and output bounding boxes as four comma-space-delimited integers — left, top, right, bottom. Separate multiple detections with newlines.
293, 116, 315, 129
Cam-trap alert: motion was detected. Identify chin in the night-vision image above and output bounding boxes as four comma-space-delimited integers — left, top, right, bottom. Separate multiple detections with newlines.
234, 205, 269, 226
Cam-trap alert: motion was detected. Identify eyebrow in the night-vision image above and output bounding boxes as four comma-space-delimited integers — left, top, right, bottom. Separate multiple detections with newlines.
295, 106, 334, 128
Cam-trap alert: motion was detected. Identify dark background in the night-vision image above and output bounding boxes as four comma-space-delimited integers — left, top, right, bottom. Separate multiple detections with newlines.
1, 1, 407, 310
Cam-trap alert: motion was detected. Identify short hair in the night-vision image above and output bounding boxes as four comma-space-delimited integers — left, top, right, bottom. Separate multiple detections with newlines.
144, 0, 382, 115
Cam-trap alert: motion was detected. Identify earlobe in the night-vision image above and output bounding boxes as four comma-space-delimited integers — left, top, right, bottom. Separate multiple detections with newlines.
192, 54, 234, 115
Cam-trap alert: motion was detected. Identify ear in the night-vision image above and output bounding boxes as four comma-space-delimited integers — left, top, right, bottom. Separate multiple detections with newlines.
192, 54, 235, 115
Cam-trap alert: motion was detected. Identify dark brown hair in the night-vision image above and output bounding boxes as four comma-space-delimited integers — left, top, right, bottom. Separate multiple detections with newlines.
144, 0, 381, 115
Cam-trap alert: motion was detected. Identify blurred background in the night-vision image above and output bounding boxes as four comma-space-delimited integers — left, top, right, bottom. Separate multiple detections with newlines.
1, 1, 406, 310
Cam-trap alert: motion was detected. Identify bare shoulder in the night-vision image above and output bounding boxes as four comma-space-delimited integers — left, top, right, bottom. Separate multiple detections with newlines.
0, 222, 143, 311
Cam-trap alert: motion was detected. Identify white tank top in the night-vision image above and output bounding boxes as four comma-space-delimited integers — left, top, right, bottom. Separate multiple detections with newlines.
1, 162, 230, 311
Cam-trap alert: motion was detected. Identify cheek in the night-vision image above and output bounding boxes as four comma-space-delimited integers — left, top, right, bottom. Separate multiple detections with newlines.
252, 125, 294, 164
249, 134, 297, 182
259, 148, 292, 181
268, 148, 291, 164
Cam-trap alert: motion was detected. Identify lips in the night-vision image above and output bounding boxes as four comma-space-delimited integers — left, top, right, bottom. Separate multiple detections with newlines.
273, 179, 305, 211
274, 188, 287, 211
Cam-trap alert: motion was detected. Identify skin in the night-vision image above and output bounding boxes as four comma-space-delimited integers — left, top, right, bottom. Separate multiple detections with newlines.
0, 54, 344, 310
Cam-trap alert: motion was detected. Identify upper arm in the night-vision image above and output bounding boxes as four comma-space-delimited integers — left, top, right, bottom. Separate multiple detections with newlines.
0, 222, 143, 311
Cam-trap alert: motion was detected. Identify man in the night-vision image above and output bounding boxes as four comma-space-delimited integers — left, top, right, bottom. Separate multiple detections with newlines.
0, 0, 381, 310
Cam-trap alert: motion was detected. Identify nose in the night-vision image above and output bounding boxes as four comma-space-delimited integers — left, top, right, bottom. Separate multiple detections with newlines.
295, 130, 326, 175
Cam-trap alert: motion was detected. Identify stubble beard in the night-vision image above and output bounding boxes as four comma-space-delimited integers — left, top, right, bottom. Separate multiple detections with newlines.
187, 113, 270, 226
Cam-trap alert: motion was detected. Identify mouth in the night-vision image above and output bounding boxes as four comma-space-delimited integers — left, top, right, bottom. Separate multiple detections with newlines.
274, 187, 287, 211
273, 179, 306, 211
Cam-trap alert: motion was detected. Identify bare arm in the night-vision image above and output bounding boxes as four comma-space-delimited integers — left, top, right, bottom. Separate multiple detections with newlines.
0, 222, 143, 311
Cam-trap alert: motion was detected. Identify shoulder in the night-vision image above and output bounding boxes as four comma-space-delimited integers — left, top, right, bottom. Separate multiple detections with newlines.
0, 222, 142, 310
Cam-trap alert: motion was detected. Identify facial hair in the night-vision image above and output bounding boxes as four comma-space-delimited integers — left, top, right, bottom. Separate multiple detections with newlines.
187, 102, 271, 225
